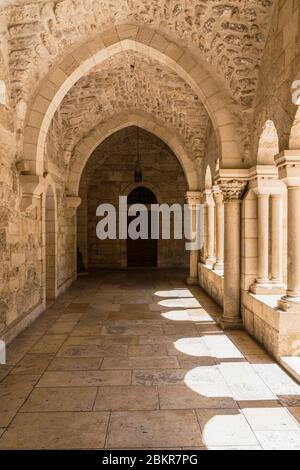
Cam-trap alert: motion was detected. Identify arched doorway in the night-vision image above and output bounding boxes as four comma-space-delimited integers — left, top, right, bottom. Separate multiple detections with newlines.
127, 186, 158, 268
45, 186, 57, 300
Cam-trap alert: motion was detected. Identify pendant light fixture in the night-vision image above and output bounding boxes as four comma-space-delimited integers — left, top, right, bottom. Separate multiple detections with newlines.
134, 126, 142, 183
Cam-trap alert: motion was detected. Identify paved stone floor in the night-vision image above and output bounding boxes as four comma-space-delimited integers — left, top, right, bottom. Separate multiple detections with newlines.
0, 269, 300, 450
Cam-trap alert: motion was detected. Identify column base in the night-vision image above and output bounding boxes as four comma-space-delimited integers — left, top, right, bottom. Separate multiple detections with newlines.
278, 296, 300, 313
219, 316, 243, 330
186, 276, 198, 286
250, 281, 274, 295
205, 258, 216, 269
213, 261, 224, 273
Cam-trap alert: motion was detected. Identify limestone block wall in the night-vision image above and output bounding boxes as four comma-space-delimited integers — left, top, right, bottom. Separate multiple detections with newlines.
198, 263, 224, 308
252, 0, 300, 160
79, 127, 188, 269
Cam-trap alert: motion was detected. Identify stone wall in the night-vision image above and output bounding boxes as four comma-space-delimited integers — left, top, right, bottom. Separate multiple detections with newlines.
79, 127, 188, 269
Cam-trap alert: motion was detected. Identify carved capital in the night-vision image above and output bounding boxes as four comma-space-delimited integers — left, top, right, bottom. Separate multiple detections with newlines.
185, 191, 202, 206
212, 185, 223, 205
219, 179, 248, 202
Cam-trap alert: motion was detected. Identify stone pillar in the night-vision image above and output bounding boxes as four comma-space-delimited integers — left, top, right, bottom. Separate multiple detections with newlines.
213, 186, 224, 273
251, 191, 270, 293
271, 194, 284, 286
186, 191, 202, 286
66, 196, 82, 281
219, 179, 247, 329
276, 151, 300, 312
203, 190, 215, 267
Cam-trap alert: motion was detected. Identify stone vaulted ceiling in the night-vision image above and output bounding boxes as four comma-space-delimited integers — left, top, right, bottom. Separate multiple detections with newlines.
55, 51, 210, 166
1, 0, 274, 109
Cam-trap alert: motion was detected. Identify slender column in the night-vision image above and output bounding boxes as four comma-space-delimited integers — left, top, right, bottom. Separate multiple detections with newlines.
213, 186, 224, 273
219, 179, 247, 329
275, 151, 300, 312
203, 190, 215, 267
186, 191, 202, 286
279, 185, 300, 310
271, 194, 284, 285
250, 191, 271, 293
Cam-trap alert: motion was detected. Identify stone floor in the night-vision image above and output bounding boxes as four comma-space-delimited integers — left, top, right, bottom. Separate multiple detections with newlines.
0, 269, 300, 450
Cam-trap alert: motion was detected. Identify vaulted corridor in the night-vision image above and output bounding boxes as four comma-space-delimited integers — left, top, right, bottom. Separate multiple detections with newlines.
0, 270, 300, 450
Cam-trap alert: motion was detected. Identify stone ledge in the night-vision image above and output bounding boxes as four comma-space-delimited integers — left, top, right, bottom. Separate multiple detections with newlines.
198, 262, 224, 308
242, 290, 300, 358
280, 357, 300, 384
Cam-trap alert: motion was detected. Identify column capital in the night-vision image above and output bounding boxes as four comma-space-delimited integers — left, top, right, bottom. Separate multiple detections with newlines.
185, 191, 202, 205
218, 179, 248, 202
275, 150, 300, 186
212, 185, 223, 204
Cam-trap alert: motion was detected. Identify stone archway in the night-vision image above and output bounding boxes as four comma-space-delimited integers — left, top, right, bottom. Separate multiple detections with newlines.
68, 112, 199, 195
22, 28, 241, 176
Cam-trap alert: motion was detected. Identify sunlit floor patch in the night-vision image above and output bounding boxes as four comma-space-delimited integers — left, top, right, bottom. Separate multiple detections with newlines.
161, 309, 214, 322
174, 335, 243, 359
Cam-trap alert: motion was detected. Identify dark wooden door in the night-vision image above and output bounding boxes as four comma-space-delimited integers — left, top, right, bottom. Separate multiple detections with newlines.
127, 187, 158, 268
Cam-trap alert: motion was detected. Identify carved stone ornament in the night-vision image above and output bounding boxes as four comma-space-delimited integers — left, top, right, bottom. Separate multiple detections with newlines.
219, 179, 248, 202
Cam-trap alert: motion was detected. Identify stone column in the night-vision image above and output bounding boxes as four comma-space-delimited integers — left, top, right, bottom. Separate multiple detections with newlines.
251, 191, 270, 293
186, 191, 202, 286
203, 190, 215, 267
271, 194, 284, 286
276, 151, 300, 312
213, 186, 224, 273
219, 179, 247, 329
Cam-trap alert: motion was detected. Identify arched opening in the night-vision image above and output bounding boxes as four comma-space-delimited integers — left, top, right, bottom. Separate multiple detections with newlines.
45, 185, 57, 300
127, 186, 158, 268
78, 126, 188, 270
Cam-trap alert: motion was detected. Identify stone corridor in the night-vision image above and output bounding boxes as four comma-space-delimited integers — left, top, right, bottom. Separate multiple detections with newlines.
0, 270, 300, 450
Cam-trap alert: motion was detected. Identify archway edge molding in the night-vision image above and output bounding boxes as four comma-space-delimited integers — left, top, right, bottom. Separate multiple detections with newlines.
68, 112, 199, 194
23, 26, 241, 175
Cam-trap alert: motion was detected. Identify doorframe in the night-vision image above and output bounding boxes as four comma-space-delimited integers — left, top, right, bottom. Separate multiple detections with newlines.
120, 181, 162, 268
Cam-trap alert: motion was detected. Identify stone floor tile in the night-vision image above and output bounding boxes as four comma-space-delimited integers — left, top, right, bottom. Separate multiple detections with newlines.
218, 362, 277, 401
255, 430, 300, 450
37, 370, 131, 387
251, 363, 300, 396
227, 332, 266, 355
162, 323, 199, 336
0, 412, 109, 449
57, 343, 127, 358
196, 409, 259, 448
242, 407, 300, 431
48, 357, 102, 371
64, 303, 90, 313
132, 369, 186, 385
0, 375, 40, 427
159, 384, 238, 410
139, 335, 181, 345
0, 366, 13, 383
128, 344, 169, 356
288, 407, 300, 424
47, 321, 78, 335
94, 385, 159, 411
101, 356, 179, 370
102, 323, 163, 336
10, 354, 53, 375
30, 335, 67, 354
20, 387, 97, 412
106, 410, 202, 448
